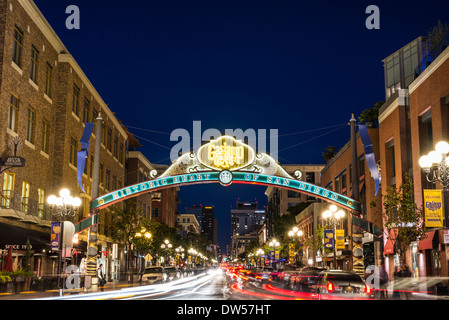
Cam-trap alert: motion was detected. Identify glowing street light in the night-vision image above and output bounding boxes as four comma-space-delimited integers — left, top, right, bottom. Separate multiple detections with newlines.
322, 204, 345, 269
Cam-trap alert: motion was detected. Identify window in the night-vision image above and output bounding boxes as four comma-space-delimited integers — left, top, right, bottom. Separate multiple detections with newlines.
12, 25, 23, 67
112, 175, 117, 191
22, 181, 30, 213
105, 169, 110, 190
72, 84, 80, 116
419, 109, 433, 155
113, 136, 118, 158
287, 190, 300, 198
152, 207, 162, 217
107, 127, 112, 151
70, 137, 78, 166
30, 45, 39, 83
92, 109, 98, 134
38, 188, 45, 218
45, 63, 52, 97
42, 120, 50, 154
100, 163, 104, 184
119, 142, 124, 164
385, 139, 396, 187
2, 172, 15, 208
385, 52, 401, 99
26, 108, 35, 144
90, 154, 94, 178
8, 94, 19, 132
83, 98, 90, 123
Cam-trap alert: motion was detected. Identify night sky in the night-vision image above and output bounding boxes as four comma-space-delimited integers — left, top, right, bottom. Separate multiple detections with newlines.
33, 0, 449, 250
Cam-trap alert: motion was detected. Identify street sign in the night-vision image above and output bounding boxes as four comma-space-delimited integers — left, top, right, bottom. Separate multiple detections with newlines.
1, 156, 26, 167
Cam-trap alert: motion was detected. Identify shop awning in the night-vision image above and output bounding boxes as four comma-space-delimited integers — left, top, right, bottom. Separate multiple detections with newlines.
0, 222, 50, 252
418, 231, 436, 251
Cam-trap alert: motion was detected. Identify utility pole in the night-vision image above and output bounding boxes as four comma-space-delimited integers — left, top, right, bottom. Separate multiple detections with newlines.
350, 114, 363, 275
86, 113, 103, 288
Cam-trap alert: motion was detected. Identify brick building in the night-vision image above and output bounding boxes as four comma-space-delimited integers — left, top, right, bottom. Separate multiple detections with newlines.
320, 126, 382, 269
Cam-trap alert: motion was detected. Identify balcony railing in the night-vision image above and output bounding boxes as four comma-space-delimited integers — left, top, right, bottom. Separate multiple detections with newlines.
1, 190, 52, 221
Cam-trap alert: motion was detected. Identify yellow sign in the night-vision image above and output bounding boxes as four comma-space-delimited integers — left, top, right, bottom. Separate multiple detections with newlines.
198, 136, 255, 171
424, 189, 444, 228
336, 229, 345, 250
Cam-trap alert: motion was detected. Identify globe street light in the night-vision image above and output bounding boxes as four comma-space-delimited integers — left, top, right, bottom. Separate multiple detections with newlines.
161, 240, 172, 266
288, 227, 304, 266
268, 239, 280, 267
322, 205, 345, 269
47, 188, 81, 291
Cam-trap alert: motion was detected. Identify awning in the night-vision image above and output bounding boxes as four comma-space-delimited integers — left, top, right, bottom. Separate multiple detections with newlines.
0, 222, 50, 252
418, 231, 436, 251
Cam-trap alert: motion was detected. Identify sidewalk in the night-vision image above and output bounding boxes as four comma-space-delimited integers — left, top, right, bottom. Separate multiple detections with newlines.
0, 279, 146, 300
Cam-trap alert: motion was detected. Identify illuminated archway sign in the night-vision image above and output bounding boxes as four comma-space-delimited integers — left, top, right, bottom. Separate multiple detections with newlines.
88, 136, 361, 217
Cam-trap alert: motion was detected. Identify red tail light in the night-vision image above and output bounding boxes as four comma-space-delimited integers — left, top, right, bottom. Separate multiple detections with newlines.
327, 282, 334, 292
365, 284, 372, 294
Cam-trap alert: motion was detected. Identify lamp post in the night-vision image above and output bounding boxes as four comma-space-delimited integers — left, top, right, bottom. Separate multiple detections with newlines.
268, 238, 280, 268
288, 227, 303, 266
175, 246, 185, 267
322, 205, 345, 269
419, 141, 449, 277
161, 240, 172, 266
47, 188, 81, 291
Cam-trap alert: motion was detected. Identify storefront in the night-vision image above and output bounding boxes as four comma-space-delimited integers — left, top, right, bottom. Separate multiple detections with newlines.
0, 222, 51, 276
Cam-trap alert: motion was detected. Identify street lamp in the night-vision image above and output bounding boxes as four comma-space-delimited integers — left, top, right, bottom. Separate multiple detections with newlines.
268, 238, 280, 268
322, 204, 345, 269
419, 141, 449, 278
175, 246, 185, 267
47, 188, 81, 291
288, 227, 304, 266
161, 239, 172, 266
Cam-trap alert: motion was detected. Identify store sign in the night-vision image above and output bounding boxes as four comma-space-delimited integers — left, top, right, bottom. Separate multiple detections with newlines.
424, 189, 444, 228
198, 136, 255, 171
1, 156, 25, 167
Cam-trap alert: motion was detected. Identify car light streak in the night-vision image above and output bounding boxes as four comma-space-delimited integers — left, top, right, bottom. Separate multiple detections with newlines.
229, 282, 293, 300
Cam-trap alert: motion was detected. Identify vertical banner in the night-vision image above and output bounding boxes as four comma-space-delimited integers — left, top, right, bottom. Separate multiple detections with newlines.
424, 189, 444, 228
289, 243, 295, 264
324, 229, 334, 250
275, 249, 279, 261
336, 229, 345, 250
50, 222, 61, 250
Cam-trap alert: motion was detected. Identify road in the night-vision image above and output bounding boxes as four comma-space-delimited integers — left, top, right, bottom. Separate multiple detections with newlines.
28, 269, 299, 301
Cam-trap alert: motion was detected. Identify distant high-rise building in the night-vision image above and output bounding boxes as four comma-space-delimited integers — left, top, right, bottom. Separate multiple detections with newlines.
230, 201, 265, 258
186, 205, 216, 244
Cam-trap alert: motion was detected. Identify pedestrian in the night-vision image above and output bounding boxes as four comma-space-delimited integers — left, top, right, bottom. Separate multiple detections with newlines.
374, 261, 389, 300
98, 264, 107, 287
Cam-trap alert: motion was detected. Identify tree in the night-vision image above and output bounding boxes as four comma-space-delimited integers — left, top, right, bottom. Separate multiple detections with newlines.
427, 20, 449, 61
110, 201, 152, 276
382, 173, 427, 266
358, 101, 385, 128
322, 146, 338, 163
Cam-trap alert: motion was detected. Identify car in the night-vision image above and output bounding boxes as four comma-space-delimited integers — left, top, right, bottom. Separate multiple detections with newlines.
277, 265, 301, 286
165, 266, 181, 281
316, 270, 373, 300
290, 266, 326, 292
142, 266, 167, 284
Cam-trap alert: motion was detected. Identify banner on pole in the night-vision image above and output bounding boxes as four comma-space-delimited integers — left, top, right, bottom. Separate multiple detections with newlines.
424, 189, 444, 228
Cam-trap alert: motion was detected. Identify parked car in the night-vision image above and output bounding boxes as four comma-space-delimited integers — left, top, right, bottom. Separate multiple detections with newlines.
165, 266, 181, 281
141, 266, 167, 284
316, 270, 373, 299
290, 266, 326, 292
